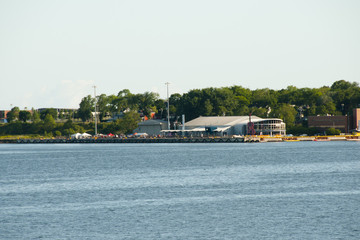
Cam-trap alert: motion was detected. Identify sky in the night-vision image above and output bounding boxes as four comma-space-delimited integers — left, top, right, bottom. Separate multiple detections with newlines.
1, 0, 359, 109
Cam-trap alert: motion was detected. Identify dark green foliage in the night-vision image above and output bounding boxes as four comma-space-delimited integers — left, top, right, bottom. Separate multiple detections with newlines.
6, 107, 20, 122
270, 104, 298, 127
326, 128, 341, 135
78, 95, 94, 122
19, 111, 31, 122
100, 111, 140, 135
42, 114, 56, 133
287, 125, 319, 136
31, 109, 41, 122
40, 108, 58, 120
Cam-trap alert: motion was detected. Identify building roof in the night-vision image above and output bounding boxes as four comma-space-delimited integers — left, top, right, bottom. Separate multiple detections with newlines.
138, 119, 168, 126
185, 116, 263, 127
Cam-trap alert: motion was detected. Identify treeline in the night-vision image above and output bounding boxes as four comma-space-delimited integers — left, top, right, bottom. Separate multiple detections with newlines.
1, 80, 360, 136
76, 80, 360, 127
0, 110, 141, 137
175, 80, 360, 125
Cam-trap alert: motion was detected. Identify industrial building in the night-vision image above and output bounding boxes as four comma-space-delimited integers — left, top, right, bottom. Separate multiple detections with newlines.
307, 115, 349, 133
307, 108, 360, 133
133, 119, 168, 136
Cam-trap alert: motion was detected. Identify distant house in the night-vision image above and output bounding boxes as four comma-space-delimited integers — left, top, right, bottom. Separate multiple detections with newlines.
134, 119, 168, 136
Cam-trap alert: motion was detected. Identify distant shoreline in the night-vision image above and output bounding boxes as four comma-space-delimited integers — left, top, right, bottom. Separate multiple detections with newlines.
1, 135, 359, 144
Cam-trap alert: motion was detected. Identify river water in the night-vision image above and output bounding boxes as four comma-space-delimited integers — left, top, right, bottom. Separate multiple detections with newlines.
0, 142, 359, 239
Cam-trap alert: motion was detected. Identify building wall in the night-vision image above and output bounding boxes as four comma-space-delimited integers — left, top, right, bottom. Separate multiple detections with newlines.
0, 110, 10, 119
184, 117, 286, 136
232, 124, 247, 135
253, 120, 286, 136
308, 116, 348, 133
353, 108, 360, 130
135, 123, 167, 136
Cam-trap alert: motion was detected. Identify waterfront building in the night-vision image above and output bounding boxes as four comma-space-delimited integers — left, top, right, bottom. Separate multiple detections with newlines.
161, 116, 286, 137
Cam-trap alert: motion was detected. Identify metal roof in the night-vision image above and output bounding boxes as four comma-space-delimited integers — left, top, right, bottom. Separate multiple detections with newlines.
138, 119, 168, 126
185, 116, 263, 127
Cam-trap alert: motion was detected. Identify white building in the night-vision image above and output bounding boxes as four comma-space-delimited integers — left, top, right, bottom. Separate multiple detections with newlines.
162, 116, 286, 137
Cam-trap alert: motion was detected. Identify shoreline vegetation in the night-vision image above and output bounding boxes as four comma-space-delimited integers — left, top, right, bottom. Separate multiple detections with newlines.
1, 80, 360, 138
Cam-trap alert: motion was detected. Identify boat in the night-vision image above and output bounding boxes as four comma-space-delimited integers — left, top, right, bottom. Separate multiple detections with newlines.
314, 137, 329, 142
283, 138, 300, 142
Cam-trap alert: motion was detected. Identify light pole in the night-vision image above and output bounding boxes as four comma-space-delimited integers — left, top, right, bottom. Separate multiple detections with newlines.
165, 82, 170, 130
93, 86, 98, 135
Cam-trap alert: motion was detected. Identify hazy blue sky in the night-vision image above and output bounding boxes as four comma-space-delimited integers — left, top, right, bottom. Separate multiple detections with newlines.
1, 0, 359, 109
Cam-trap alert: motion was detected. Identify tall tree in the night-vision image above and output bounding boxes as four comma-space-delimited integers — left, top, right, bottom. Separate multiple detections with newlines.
270, 104, 297, 127
40, 108, 58, 120
31, 108, 41, 122
42, 114, 56, 133
19, 111, 31, 122
6, 107, 20, 122
97, 94, 110, 121
78, 95, 94, 122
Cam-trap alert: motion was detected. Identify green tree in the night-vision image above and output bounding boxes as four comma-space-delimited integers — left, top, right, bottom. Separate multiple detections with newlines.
252, 88, 278, 108
330, 80, 360, 113
40, 108, 58, 120
97, 94, 110, 121
118, 111, 140, 134
154, 99, 167, 119
7, 107, 20, 122
181, 89, 203, 121
78, 95, 94, 122
203, 99, 213, 116
326, 127, 341, 135
233, 96, 250, 116
169, 93, 182, 117
251, 107, 268, 118
271, 104, 297, 128
31, 108, 41, 122
54, 131, 62, 137
134, 92, 159, 117
19, 111, 32, 122
43, 114, 56, 133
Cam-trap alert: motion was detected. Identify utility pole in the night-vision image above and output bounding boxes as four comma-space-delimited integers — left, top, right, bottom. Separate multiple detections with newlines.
93, 86, 98, 135
165, 82, 170, 130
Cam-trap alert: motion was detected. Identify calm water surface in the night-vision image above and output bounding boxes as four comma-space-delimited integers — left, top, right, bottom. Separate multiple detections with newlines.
0, 142, 360, 239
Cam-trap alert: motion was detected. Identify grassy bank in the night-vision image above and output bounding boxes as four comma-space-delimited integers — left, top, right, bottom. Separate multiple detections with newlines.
0, 134, 44, 140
